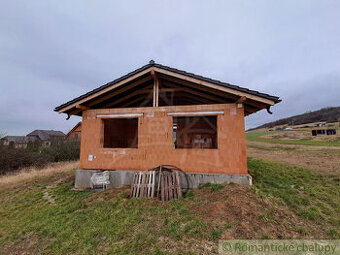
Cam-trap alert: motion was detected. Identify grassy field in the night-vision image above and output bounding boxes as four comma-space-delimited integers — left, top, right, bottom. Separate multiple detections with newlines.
0, 159, 339, 255
249, 158, 339, 235
246, 131, 340, 146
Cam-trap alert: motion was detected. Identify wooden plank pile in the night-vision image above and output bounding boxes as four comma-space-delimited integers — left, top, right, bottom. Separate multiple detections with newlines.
130, 166, 182, 201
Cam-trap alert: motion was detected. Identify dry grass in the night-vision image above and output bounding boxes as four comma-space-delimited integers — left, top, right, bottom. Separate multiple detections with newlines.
247, 141, 340, 174
0, 161, 79, 187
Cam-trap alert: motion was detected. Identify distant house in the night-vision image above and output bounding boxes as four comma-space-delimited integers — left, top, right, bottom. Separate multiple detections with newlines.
0, 136, 36, 149
312, 129, 336, 136
27, 130, 65, 146
67, 122, 81, 141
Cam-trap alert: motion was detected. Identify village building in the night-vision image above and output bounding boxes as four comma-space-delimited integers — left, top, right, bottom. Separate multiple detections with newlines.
55, 61, 280, 189
312, 129, 337, 136
27, 130, 65, 146
66, 122, 82, 141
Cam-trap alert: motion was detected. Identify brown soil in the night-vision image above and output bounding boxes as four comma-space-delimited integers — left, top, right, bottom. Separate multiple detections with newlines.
187, 185, 329, 239
247, 141, 340, 174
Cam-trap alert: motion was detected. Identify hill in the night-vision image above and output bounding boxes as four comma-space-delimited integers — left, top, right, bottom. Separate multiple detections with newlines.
253, 106, 340, 130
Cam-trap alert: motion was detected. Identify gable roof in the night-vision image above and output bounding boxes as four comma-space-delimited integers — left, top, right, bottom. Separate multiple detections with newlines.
55, 61, 281, 116
27, 130, 65, 141
66, 122, 82, 137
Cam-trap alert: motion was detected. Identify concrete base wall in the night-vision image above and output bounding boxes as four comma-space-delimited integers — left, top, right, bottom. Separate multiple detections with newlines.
75, 169, 252, 190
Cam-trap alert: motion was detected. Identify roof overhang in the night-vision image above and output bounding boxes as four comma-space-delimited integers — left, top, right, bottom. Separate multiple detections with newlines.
55, 62, 281, 117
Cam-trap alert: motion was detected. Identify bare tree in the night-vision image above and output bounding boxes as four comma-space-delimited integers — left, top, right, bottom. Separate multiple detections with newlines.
0, 131, 6, 139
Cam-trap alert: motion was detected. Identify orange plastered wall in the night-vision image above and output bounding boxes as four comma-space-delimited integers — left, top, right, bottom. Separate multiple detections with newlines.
80, 104, 247, 174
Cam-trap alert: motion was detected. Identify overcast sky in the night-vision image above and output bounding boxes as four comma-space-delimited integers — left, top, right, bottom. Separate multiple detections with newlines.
1, 1, 339, 135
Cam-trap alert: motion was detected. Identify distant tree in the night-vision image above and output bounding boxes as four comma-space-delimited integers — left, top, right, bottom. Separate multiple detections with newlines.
0, 131, 6, 139
8, 141, 15, 149
27, 140, 43, 152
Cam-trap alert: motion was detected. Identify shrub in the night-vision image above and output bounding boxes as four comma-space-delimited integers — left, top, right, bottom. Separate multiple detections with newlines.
41, 140, 80, 162
0, 147, 52, 174
0, 140, 80, 174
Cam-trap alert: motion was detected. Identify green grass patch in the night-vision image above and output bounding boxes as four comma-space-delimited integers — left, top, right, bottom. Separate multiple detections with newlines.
248, 157, 340, 238
247, 136, 340, 147
0, 180, 219, 254
246, 131, 280, 139
246, 131, 340, 146
246, 130, 340, 146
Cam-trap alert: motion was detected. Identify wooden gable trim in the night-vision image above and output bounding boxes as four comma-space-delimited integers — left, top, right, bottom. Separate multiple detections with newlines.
57, 67, 153, 113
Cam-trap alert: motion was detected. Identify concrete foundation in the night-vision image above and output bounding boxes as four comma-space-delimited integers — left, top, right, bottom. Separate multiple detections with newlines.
75, 169, 252, 189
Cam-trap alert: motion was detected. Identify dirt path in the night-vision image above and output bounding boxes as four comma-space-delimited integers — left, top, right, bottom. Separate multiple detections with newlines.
43, 186, 56, 205
247, 141, 340, 174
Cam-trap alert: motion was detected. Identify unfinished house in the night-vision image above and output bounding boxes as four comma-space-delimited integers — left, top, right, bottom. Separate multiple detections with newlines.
55, 61, 280, 189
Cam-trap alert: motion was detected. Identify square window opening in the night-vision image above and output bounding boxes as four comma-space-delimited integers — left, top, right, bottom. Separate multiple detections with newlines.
173, 116, 217, 149
103, 118, 138, 148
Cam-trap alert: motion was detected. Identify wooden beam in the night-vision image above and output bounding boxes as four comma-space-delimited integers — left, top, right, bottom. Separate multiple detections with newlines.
152, 71, 159, 107
88, 76, 153, 107
67, 76, 153, 116
76, 105, 90, 111
176, 92, 212, 104
158, 73, 238, 101
163, 81, 226, 103
58, 67, 153, 113
154, 68, 276, 106
102, 85, 153, 108
235, 96, 246, 104
120, 93, 153, 108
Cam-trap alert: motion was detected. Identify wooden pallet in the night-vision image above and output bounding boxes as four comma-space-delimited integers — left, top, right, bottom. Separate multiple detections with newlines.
130, 170, 182, 201
156, 171, 182, 201
130, 171, 156, 198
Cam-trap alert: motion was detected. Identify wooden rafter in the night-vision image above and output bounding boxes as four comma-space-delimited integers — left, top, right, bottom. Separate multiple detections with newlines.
102, 85, 153, 108
175, 92, 212, 105
68, 76, 153, 115
163, 81, 227, 104
59, 67, 153, 113
154, 67, 275, 106
119, 94, 153, 108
